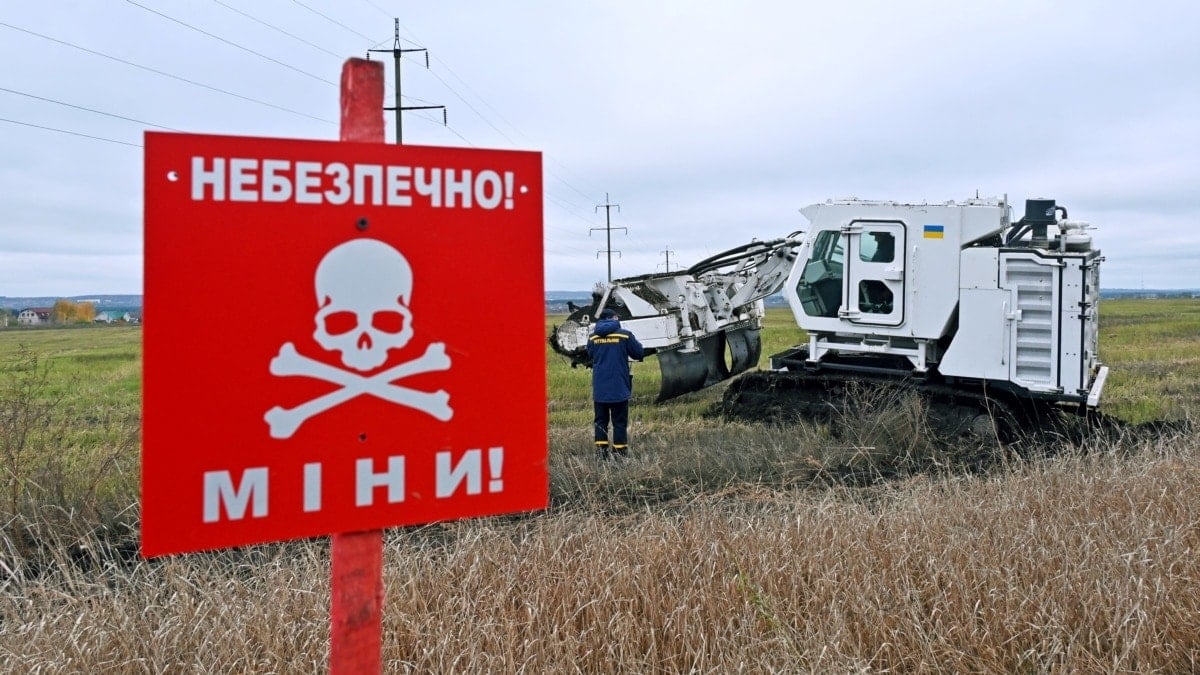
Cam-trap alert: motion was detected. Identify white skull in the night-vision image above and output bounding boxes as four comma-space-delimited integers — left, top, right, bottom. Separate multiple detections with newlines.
312, 239, 415, 371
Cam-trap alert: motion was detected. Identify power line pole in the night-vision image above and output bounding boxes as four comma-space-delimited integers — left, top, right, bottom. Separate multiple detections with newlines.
591, 193, 625, 284
368, 19, 445, 144
658, 246, 675, 272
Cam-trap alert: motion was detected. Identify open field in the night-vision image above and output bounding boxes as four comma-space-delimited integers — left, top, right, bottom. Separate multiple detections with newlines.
1, 300, 1198, 672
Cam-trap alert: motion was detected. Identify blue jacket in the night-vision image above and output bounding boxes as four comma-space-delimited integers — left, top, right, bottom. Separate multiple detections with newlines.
587, 319, 645, 403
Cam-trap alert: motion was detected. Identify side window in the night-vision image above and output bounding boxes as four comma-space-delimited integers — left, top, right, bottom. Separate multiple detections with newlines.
827, 232, 844, 265
860, 231, 895, 263
858, 280, 894, 314
796, 230, 844, 318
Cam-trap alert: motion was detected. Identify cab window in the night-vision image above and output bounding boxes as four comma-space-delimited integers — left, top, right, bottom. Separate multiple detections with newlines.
860, 232, 895, 263
858, 280, 894, 314
796, 230, 843, 318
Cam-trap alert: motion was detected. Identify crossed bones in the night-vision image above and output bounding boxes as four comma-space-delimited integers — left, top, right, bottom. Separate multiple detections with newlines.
264, 342, 452, 439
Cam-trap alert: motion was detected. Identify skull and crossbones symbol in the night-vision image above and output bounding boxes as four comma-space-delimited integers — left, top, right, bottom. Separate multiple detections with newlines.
264, 238, 453, 439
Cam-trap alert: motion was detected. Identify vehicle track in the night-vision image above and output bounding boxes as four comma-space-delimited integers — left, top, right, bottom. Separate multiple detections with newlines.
715, 370, 1190, 450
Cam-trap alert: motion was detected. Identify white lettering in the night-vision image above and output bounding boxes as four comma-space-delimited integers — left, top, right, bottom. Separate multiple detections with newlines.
295, 161, 322, 204
488, 446, 504, 493
444, 169, 472, 208
354, 164, 383, 205
262, 159, 292, 202
475, 170, 503, 209
229, 158, 259, 202
386, 166, 413, 206
415, 167, 441, 207
324, 163, 351, 205
191, 156, 225, 201
203, 468, 268, 522
356, 456, 405, 506
436, 449, 482, 497
303, 462, 322, 512
184, 155, 521, 209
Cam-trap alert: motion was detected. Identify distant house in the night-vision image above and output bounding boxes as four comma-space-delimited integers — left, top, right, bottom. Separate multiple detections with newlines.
95, 311, 115, 324
122, 312, 141, 324
17, 307, 52, 325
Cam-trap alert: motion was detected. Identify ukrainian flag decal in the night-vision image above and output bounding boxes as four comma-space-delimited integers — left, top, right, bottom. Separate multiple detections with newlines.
923, 224, 944, 239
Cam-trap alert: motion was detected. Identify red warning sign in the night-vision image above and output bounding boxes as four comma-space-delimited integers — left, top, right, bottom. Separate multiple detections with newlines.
142, 131, 547, 557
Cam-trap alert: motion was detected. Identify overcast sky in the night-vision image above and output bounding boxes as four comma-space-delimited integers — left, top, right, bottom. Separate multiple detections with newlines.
2, 1, 1197, 296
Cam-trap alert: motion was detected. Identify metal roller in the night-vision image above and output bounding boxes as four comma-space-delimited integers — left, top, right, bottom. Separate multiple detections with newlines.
700, 332, 730, 387
655, 347, 710, 402
725, 327, 761, 377
653, 328, 764, 401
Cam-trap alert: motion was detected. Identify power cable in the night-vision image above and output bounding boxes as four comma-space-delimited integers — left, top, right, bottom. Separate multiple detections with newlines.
616, 210, 655, 251
210, 0, 343, 59
357, 0, 393, 20
421, 51, 605, 202
290, 0, 376, 41
419, 63, 520, 147
0, 117, 140, 147
0, 85, 178, 130
545, 194, 605, 229
123, 0, 337, 86
0, 22, 335, 125
422, 54, 598, 202
419, 58, 601, 203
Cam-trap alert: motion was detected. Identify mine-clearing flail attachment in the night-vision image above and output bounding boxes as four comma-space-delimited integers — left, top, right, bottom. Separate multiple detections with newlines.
548, 236, 802, 402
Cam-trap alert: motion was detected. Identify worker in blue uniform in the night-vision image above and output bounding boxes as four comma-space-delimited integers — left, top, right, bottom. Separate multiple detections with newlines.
587, 308, 645, 460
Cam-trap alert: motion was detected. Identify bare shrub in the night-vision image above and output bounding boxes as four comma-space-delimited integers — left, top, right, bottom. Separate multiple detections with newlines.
0, 346, 60, 521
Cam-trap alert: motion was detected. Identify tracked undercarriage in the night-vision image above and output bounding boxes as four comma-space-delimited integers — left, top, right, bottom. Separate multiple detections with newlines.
718, 349, 1070, 445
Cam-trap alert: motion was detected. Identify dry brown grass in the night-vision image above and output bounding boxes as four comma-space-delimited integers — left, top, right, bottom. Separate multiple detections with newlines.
4, 310, 1200, 672
4, 430, 1199, 672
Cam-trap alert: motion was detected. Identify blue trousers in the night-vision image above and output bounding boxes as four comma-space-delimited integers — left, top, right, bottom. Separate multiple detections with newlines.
593, 400, 630, 450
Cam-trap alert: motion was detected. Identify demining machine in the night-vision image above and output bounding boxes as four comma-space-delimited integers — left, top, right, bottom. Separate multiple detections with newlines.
550, 196, 1108, 438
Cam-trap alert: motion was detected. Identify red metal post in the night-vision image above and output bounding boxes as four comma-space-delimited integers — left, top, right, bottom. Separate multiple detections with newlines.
341, 58, 386, 143
330, 57, 386, 675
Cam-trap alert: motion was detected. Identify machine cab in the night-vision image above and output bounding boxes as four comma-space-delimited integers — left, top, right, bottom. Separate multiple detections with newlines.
795, 220, 906, 328
785, 198, 1002, 373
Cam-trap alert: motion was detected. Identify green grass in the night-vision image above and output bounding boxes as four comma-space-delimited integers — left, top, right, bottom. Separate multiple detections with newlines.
0, 326, 142, 538
1098, 297, 1200, 422
0, 325, 142, 407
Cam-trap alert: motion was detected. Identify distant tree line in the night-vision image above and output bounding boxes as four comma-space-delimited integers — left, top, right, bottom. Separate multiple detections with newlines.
51, 299, 96, 324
